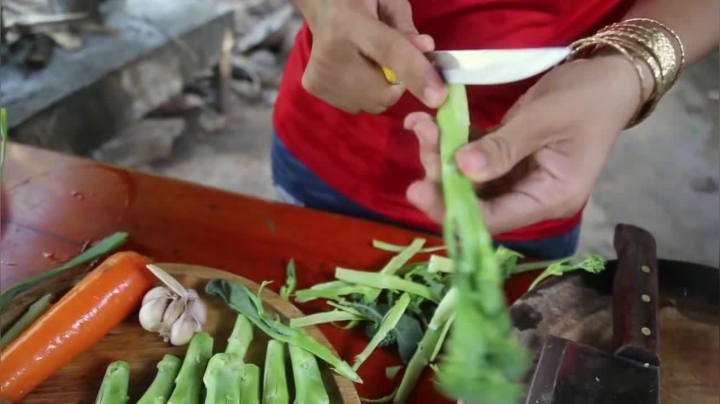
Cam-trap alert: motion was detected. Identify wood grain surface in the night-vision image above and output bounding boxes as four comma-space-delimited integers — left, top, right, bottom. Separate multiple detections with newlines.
5, 263, 360, 404
510, 271, 720, 404
0, 143, 542, 403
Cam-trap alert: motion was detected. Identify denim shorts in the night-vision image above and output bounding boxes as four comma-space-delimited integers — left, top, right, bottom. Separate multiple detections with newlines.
271, 132, 580, 260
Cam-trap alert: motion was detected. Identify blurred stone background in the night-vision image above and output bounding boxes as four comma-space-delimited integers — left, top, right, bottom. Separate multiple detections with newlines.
4, 0, 718, 267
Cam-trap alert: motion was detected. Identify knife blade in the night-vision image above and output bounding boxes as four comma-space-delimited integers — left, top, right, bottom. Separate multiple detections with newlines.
382, 47, 571, 85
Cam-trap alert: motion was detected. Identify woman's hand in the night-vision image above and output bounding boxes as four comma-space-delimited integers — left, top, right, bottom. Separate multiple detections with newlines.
295, 0, 446, 113
404, 53, 649, 235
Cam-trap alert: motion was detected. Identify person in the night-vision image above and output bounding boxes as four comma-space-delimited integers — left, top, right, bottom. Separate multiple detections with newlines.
271, 0, 719, 259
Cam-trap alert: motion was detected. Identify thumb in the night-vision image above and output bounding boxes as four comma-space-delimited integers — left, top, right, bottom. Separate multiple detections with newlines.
454, 122, 541, 183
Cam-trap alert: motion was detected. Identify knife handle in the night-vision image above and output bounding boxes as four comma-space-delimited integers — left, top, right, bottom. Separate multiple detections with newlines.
611, 223, 660, 366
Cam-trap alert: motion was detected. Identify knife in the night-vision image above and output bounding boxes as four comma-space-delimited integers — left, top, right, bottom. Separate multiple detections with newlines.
382, 47, 570, 85
524, 224, 661, 404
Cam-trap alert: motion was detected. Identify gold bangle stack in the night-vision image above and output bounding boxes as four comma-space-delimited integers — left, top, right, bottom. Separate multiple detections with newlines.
567, 18, 685, 128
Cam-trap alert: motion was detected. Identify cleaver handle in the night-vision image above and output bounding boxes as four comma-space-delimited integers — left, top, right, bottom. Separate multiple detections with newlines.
612, 223, 660, 366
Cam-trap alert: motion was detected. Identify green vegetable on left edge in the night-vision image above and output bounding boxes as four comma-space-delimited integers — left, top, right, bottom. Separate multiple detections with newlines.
289, 345, 330, 404
96, 361, 131, 404
239, 363, 261, 404
203, 353, 244, 404
0, 294, 54, 349
205, 279, 362, 384
0, 232, 130, 314
168, 332, 214, 404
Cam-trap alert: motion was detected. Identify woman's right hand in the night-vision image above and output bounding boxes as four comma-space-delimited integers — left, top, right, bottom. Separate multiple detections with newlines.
295, 0, 447, 113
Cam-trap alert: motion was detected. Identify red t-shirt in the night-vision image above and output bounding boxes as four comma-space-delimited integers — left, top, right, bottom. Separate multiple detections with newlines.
273, 0, 632, 241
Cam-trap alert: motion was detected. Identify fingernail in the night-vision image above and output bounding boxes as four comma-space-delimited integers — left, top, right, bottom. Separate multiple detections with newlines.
456, 147, 487, 175
423, 86, 446, 108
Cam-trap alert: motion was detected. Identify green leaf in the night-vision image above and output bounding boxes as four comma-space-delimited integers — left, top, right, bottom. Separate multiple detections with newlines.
394, 313, 424, 364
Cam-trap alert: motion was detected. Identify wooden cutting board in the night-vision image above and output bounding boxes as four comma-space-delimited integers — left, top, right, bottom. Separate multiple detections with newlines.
6, 263, 361, 404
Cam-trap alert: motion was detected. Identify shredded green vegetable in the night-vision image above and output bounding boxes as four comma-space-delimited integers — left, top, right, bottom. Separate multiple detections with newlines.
335, 268, 439, 303
0, 232, 130, 314
353, 293, 411, 371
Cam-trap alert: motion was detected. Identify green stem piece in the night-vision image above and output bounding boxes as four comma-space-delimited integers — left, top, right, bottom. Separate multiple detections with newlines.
290, 310, 363, 328
0, 294, 53, 349
239, 363, 261, 404
169, 332, 214, 404
96, 361, 131, 404
0, 232, 129, 314
263, 340, 290, 404
279, 259, 296, 300
203, 353, 244, 404
334, 268, 439, 303
226, 313, 254, 360
138, 354, 182, 404
288, 345, 330, 404
353, 293, 410, 372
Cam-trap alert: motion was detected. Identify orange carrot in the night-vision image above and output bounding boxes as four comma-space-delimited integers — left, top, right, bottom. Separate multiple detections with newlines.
0, 251, 154, 403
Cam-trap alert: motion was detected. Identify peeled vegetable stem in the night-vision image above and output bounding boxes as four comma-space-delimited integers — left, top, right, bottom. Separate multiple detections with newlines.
239, 363, 261, 404
279, 259, 297, 300
434, 83, 530, 403
202, 353, 244, 404
289, 345, 330, 404
226, 313, 254, 359
137, 354, 182, 404
205, 279, 362, 383
96, 361, 131, 404
263, 340, 290, 404
0, 232, 129, 314
527, 254, 606, 291
0, 294, 53, 349
353, 293, 411, 371
168, 332, 214, 404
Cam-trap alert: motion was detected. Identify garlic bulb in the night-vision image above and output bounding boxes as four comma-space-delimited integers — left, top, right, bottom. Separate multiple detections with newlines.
138, 264, 208, 346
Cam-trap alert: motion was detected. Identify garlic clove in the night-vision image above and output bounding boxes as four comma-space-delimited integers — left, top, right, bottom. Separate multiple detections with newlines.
170, 313, 200, 346
162, 299, 185, 328
186, 297, 208, 325
139, 298, 169, 332
142, 286, 172, 306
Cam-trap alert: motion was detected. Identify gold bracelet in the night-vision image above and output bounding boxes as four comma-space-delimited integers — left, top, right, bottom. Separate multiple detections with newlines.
568, 18, 684, 128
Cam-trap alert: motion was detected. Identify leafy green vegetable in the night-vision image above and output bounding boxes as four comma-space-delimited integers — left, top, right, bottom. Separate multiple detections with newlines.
96, 361, 130, 404
433, 83, 530, 404
263, 340, 290, 404
0, 232, 129, 314
527, 254, 606, 291
288, 345, 330, 404
291, 310, 363, 328
353, 293, 411, 371
169, 332, 214, 404
138, 355, 182, 404
294, 281, 377, 304
203, 353, 244, 404
205, 279, 362, 383
393, 322, 445, 404
1, 294, 53, 349
393, 314, 424, 364
279, 259, 296, 300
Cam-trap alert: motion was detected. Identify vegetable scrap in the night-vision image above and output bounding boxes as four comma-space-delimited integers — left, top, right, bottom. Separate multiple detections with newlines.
281, 232, 605, 403
279, 259, 296, 300
0, 231, 130, 314
139, 264, 208, 346
0, 251, 154, 403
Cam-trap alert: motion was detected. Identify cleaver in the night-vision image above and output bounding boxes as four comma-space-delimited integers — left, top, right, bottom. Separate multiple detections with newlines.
525, 224, 661, 404
382, 47, 570, 85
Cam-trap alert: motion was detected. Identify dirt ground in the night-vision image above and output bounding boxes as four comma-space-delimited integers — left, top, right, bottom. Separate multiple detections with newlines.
136, 51, 720, 267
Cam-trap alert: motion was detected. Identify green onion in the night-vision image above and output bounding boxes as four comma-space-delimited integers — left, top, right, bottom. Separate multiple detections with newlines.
0, 294, 53, 349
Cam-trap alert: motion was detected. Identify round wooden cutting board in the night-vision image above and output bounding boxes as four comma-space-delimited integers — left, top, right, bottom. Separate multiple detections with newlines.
11, 263, 360, 404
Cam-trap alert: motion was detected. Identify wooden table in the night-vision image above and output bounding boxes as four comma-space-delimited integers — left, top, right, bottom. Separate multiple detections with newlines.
1, 143, 539, 403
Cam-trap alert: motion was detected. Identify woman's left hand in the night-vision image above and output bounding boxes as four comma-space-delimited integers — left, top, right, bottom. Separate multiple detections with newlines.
404, 53, 650, 235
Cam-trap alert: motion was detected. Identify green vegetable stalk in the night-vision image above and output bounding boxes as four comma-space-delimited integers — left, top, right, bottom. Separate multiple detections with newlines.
203, 353, 244, 404
288, 345, 330, 404
393, 323, 445, 404
0, 294, 53, 349
527, 254, 606, 291
280, 259, 297, 300
334, 268, 439, 303
239, 363, 261, 404
226, 313, 254, 359
169, 332, 214, 404
289, 310, 363, 328
138, 354, 182, 404
96, 361, 131, 404
0, 232, 130, 314
353, 293, 411, 371
205, 279, 362, 384
263, 340, 290, 404
434, 83, 530, 404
